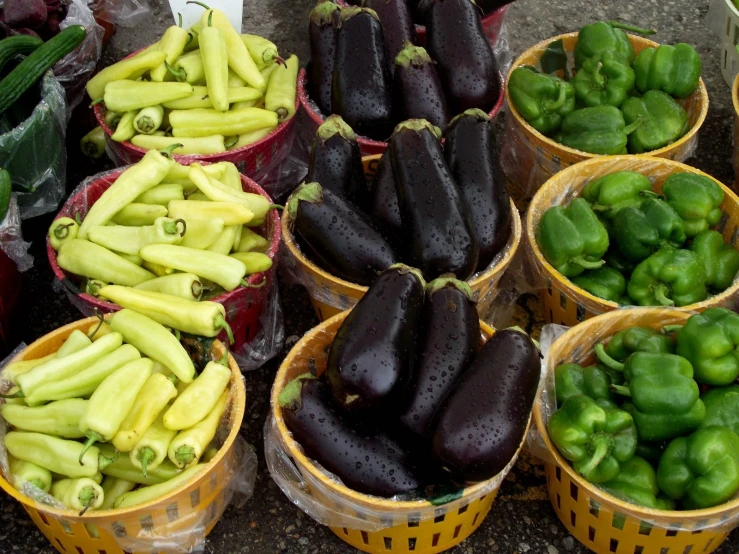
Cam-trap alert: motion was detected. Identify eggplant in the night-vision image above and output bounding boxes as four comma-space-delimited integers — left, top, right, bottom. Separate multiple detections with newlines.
308, 2, 340, 115
307, 115, 368, 206
394, 42, 450, 132
280, 373, 421, 497
288, 182, 398, 285
476, 0, 515, 14
426, 0, 500, 113
389, 119, 479, 281
432, 329, 541, 483
398, 278, 480, 441
363, 0, 418, 78
412, 0, 432, 23
332, 8, 394, 141
444, 109, 511, 271
369, 151, 403, 248
326, 264, 425, 415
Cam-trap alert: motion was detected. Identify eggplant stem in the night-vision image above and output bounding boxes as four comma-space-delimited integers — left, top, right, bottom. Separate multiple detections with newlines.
594, 343, 625, 371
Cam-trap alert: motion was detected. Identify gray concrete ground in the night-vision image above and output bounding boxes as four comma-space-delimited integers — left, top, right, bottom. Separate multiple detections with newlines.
1, 0, 738, 552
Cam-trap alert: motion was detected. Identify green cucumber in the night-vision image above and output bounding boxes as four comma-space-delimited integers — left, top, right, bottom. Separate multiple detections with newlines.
0, 168, 11, 223
0, 35, 43, 75
0, 25, 86, 116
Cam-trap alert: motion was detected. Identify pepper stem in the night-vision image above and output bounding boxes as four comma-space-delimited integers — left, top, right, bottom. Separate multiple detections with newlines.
79, 433, 103, 465
240, 277, 267, 289
191, 279, 204, 300
662, 324, 683, 334
159, 144, 184, 158
591, 62, 606, 89
207, 10, 213, 27
269, 204, 284, 210
87, 310, 105, 340
175, 445, 196, 467
623, 116, 643, 135
175, 219, 187, 237
543, 83, 567, 113
594, 343, 625, 371
138, 448, 155, 478
186, 0, 211, 10
639, 190, 659, 199
0, 388, 24, 399
578, 435, 612, 479
165, 61, 187, 82
652, 283, 674, 306
606, 20, 657, 35
224, 136, 238, 149
610, 384, 632, 397
53, 222, 74, 240
79, 492, 95, 516
215, 314, 234, 344
177, 12, 183, 27
98, 449, 119, 471
571, 256, 605, 270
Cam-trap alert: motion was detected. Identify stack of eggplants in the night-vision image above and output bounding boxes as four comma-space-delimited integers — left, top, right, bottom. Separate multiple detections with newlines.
309, 0, 501, 140
288, 112, 512, 285
279, 265, 542, 497
409, 0, 516, 22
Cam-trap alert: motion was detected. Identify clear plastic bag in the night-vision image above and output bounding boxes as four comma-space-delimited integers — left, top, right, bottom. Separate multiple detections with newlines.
90, 0, 152, 27
0, 195, 33, 271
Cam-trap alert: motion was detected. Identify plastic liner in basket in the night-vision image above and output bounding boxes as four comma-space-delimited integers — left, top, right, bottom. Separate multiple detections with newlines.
529, 309, 739, 533
0, 195, 33, 272
1, 71, 68, 220
91, 0, 151, 27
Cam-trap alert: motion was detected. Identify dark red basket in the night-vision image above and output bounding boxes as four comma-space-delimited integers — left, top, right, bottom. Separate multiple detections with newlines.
92, 50, 299, 178
47, 166, 281, 352
298, 68, 506, 156
0, 249, 21, 356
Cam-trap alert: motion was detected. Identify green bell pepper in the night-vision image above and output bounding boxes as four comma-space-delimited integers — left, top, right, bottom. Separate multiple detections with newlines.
548, 395, 638, 483
604, 249, 636, 275
633, 43, 702, 99
689, 230, 739, 291
572, 51, 635, 108
571, 266, 626, 302
601, 456, 676, 510
508, 66, 575, 135
621, 90, 690, 154
701, 386, 739, 436
641, 197, 687, 246
634, 441, 668, 464
581, 171, 655, 220
554, 363, 615, 406
557, 105, 641, 155
676, 308, 739, 386
657, 426, 739, 509
662, 172, 724, 238
612, 206, 663, 263
574, 20, 656, 69
537, 198, 609, 277
627, 248, 707, 307
595, 326, 676, 372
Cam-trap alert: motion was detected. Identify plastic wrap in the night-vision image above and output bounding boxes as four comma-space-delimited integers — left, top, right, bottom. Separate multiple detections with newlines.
0, 195, 33, 272
90, 0, 152, 27
500, 33, 707, 199
530, 308, 739, 533
0, 71, 68, 220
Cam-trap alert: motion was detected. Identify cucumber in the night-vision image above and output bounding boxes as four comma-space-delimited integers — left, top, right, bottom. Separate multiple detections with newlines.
0, 168, 11, 223
0, 35, 43, 75
0, 25, 86, 116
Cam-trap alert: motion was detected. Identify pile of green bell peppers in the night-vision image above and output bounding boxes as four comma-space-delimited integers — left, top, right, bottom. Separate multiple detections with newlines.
509, 20, 702, 155
548, 314, 739, 511
537, 169, 738, 307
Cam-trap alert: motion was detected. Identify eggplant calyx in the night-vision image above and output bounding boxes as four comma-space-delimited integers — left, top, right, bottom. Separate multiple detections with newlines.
309, 1, 339, 26
426, 276, 474, 301
388, 263, 427, 288
395, 41, 434, 69
278, 372, 317, 410
448, 108, 491, 129
338, 7, 379, 27
317, 115, 356, 142
287, 182, 323, 223
391, 119, 442, 141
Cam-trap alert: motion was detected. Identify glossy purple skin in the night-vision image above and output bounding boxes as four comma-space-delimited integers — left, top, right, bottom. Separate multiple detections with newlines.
326, 267, 425, 415
412, 0, 431, 23
369, 152, 403, 248
476, 0, 515, 13
389, 126, 479, 281
308, 8, 338, 115
444, 114, 511, 270
364, 0, 418, 77
395, 57, 450, 132
432, 329, 541, 482
293, 187, 397, 286
283, 377, 420, 497
398, 285, 480, 440
332, 12, 394, 140
426, 0, 500, 113
307, 134, 368, 207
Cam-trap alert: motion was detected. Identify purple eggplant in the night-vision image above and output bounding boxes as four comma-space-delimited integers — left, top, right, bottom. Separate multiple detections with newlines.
426, 0, 500, 113
444, 109, 511, 271
280, 373, 421, 497
288, 182, 398, 285
326, 264, 425, 415
412, 0, 431, 23
432, 329, 541, 483
308, 2, 340, 116
369, 151, 403, 248
332, 8, 394, 141
4, 0, 47, 30
306, 115, 368, 206
363, 0, 418, 78
394, 42, 450, 132
398, 278, 480, 441
390, 119, 479, 281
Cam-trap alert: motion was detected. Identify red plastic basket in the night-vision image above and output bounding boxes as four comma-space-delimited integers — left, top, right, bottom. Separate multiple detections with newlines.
47, 165, 281, 352
298, 68, 505, 156
92, 51, 299, 178
0, 249, 21, 356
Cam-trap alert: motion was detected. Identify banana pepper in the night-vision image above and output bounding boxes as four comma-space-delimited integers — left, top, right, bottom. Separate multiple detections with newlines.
179, 217, 225, 249
134, 272, 204, 301
9, 456, 52, 492
133, 105, 164, 135
168, 388, 228, 468
130, 411, 177, 477
265, 54, 298, 121
241, 34, 280, 69
206, 225, 239, 255
88, 217, 185, 255
115, 464, 206, 508
98, 443, 179, 486
169, 107, 277, 138
48, 217, 79, 251
100, 477, 135, 510
134, 184, 185, 206
162, 85, 261, 110
2, 399, 87, 438
170, 50, 206, 84
164, 362, 230, 431
110, 110, 137, 143
51, 478, 104, 513
131, 135, 227, 155
149, 15, 190, 82
188, 163, 271, 219
5, 431, 107, 478
199, 11, 229, 112
103, 81, 193, 113
86, 50, 168, 100
57, 239, 156, 287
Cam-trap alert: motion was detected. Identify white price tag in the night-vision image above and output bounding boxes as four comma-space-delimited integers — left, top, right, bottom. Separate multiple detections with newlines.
168, 0, 244, 32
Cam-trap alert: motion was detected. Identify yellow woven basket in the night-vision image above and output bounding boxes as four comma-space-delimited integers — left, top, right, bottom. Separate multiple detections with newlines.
0, 316, 246, 554
732, 74, 739, 190
283, 155, 521, 321
271, 313, 530, 554
502, 32, 709, 197
525, 155, 739, 327
534, 307, 739, 554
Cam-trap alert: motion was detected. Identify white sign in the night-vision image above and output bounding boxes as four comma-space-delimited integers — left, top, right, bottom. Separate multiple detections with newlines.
168, 0, 244, 32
